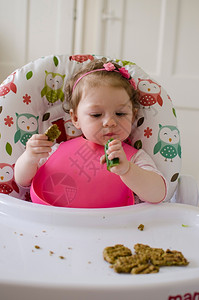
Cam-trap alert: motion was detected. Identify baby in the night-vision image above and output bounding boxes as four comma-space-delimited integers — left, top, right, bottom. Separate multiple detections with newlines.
14, 59, 166, 208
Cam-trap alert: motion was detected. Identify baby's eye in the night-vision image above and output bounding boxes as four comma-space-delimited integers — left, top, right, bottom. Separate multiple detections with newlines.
90, 113, 102, 118
116, 112, 127, 116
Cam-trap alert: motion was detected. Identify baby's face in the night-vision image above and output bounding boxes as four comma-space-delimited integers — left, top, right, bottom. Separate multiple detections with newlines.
71, 85, 134, 145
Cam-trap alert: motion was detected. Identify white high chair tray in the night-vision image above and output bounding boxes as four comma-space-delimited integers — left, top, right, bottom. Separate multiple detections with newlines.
0, 194, 199, 300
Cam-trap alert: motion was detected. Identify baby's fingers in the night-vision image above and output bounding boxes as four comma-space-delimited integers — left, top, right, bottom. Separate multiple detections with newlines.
28, 134, 48, 142
106, 140, 122, 154
107, 148, 124, 161
100, 154, 106, 165
27, 134, 53, 147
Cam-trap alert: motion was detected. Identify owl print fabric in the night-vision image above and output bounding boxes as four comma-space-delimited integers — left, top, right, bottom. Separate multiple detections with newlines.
130, 74, 181, 201
0, 54, 181, 202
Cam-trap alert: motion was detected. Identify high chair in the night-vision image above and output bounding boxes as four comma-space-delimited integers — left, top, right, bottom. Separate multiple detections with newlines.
0, 54, 198, 205
1, 54, 199, 300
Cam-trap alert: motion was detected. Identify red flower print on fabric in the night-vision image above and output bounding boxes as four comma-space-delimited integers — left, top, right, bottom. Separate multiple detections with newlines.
144, 127, 152, 138
23, 94, 31, 105
4, 116, 14, 127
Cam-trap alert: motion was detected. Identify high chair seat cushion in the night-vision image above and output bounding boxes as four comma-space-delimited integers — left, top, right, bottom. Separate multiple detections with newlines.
0, 54, 181, 203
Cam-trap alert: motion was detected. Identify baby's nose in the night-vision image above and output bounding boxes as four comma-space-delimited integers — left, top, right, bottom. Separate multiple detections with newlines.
103, 116, 117, 127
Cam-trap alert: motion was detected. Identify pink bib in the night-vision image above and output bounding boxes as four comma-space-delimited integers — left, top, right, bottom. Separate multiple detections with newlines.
30, 137, 138, 208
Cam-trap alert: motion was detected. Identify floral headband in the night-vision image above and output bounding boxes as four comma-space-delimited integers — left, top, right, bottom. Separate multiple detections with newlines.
72, 62, 137, 92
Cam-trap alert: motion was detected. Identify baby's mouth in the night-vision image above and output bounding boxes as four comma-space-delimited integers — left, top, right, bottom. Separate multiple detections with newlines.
104, 132, 115, 137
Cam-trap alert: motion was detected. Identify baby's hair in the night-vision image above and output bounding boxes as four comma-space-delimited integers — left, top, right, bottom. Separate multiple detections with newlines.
63, 58, 140, 113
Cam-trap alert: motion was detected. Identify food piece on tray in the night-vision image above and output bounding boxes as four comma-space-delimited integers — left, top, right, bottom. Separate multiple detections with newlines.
103, 243, 189, 275
113, 254, 148, 273
151, 249, 189, 266
134, 243, 189, 267
138, 224, 144, 231
131, 263, 159, 274
103, 244, 132, 264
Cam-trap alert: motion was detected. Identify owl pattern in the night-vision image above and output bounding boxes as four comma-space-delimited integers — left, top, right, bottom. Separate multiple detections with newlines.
0, 72, 17, 97
41, 71, 66, 104
0, 163, 19, 194
154, 125, 181, 161
64, 109, 82, 140
137, 78, 163, 108
14, 113, 39, 146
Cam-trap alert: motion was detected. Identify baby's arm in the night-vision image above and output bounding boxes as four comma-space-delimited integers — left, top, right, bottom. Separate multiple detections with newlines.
101, 139, 166, 203
14, 134, 53, 187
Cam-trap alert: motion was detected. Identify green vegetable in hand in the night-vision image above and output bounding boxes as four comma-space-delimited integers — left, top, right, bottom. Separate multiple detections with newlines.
104, 139, 119, 171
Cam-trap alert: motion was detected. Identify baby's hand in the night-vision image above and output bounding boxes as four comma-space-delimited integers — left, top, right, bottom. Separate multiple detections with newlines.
25, 134, 53, 163
100, 139, 130, 176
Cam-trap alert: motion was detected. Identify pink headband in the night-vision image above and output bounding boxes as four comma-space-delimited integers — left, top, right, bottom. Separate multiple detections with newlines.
72, 62, 137, 92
